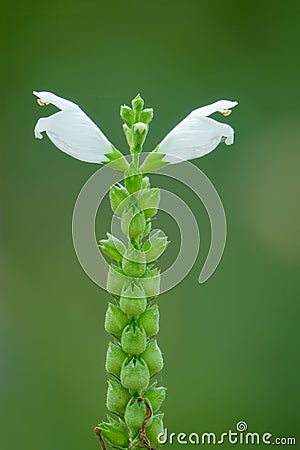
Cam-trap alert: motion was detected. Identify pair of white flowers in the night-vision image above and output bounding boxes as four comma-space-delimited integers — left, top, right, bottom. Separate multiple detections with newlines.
33, 91, 238, 165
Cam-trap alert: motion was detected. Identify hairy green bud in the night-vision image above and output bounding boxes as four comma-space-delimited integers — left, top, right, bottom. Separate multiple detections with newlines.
120, 283, 147, 317
124, 398, 153, 438
122, 247, 146, 278
131, 94, 144, 119
120, 358, 150, 394
106, 379, 131, 415
140, 108, 154, 125
109, 183, 130, 215
104, 303, 129, 338
125, 163, 142, 193
121, 322, 147, 356
141, 339, 163, 375
144, 382, 167, 412
99, 233, 125, 262
138, 188, 160, 219
98, 418, 129, 448
105, 342, 127, 377
143, 230, 169, 262
132, 122, 148, 153
121, 206, 146, 239
140, 305, 160, 336
146, 413, 164, 447
120, 105, 134, 127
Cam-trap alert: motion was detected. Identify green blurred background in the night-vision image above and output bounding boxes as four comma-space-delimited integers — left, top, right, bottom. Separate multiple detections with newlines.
1, 0, 299, 448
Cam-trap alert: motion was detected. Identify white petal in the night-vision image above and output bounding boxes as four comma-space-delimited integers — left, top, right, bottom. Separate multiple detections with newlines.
33, 91, 112, 163
159, 113, 235, 164
196, 99, 238, 117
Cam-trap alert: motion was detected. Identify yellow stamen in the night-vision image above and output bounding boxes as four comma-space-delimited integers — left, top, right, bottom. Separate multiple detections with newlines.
37, 99, 49, 106
222, 109, 232, 117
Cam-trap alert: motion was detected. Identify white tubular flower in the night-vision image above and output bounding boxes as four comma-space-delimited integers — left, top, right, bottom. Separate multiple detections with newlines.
33, 91, 113, 163
158, 100, 238, 164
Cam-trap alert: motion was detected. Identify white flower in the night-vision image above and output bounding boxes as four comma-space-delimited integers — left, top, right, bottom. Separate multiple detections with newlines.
33, 91, 112, 163
158, 100, 238, 163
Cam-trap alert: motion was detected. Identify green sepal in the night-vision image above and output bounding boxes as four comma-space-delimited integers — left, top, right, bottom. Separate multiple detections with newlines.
103, 145, 129, 172
125, 162, 142, 193
120, 105, 134, 127
138, 188, 160, 219
120, 282, 147, 317
141, 339, 163, 375
140, 305, 159, 336
140, 147, 169, 174
131, 122, 148, 153
122, 247, 146, 278
121, 205, 146, 239
141, 176, 151, 190
107, 265, 128, 297
121, 322, 147, 356
144, 382, 167, 412
98, 417, 130, 448
140, 108, 154, 125
146, 413, 164, 447
140, 267, 160, 298
99, 233, 126, 262
104, 303, 129, 338
131, 94, 144, 120
109, 183, 130, 215
106, 379, 131, 415
143, 230, 169, 262
124, 398, 153, 438
106, 342, 127, 377
120, 358, 150, 394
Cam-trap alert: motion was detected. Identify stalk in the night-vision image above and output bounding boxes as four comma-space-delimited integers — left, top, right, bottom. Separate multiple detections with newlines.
96, 95, 168, 450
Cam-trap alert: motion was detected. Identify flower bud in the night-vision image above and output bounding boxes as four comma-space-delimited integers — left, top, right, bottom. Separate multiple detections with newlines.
99, 233, 125, 262
141, 176, 151, 190
98, 418, 129, 448
125, 163, 142, 194
106, 379, 131, 415
120, 358, 150, 394
109, 183, 130, 215
140, 305, 159, 336
131, 94, 144, 118
143, 230, 169, 263
141, 340, 163, 375
138, 188, 160, 219
105, 342, 127, 377
146, 413, 164, 447
140, 268, 160, 298
122, 247, 146, 278
121, 323, 147, 356
120, 283, 147, 317
143, 220, 152, 236
124, 398, 153, 438
123, 123, 133, 147
144, 382, 167, 412
104, 303, 129, 338
107, 265, 128, 296
132, 122, 148, 151
140, 108, 154, 125
120, 104, 134, 127
121, 206, 146, 239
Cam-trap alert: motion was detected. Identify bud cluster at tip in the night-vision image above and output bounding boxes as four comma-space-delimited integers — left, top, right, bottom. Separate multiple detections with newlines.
98, 95, 167, 450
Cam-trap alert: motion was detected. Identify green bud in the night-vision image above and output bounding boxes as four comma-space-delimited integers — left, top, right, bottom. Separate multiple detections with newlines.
131, 94, 144, 118
99, 233, 125, 262
122, 247, 146, 278
121, 206, 146, 239
109, 183, 130, 215
140, 305, 159, 336
143, 220, 152, 237
120, 105, 134, 127
141, 176, 151, 190
120, 283, 147, 317
138, 188, 160, 219
120, 358, 150, 394
132, 122, 148, 152
104, 303, 129, 338
140, 108, 154, 125
125, 163, 142, 194
141, 340, 163, 375
123, 123, 133, 147
144, 382, 167, 412
124, 398, 153, 438
105, 342, 127, 377
98, 418, 129, 448
140, 268, 160, 298
143, 230, 169, 263
121, 322, 147, 356
106, 379, 131, 415
107, 265, 128, 296
146, 413, 164, 447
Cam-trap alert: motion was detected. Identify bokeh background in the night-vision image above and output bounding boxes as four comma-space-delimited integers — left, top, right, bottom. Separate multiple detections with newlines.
1, 0, 299, 448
